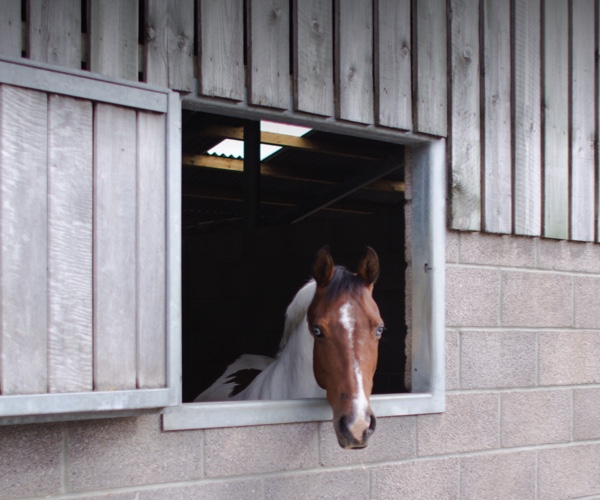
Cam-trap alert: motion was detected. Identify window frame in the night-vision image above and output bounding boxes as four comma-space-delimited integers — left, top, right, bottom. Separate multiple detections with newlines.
163, 98, 445, 431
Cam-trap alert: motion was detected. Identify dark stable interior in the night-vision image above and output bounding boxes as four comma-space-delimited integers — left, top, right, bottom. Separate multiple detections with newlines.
180, 110, 407, 402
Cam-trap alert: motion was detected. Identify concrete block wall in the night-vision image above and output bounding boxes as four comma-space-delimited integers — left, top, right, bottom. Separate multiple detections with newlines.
1, 231, 600, 499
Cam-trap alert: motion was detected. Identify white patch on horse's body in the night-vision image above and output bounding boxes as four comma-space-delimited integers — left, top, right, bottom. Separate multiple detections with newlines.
194, 280, 326, 402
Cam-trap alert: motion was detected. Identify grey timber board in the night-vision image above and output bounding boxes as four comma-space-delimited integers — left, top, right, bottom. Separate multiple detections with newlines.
199, 0, 245, 100
0, 0, 20, 58
482, 0, 512, 233
89, 0, 139, 81
48, 95, 94, 393
513, 0, 542, 236
543, 0, 569, 239
413, 0, 447, 136
449, 0, 481, 231
137, 111, 167, 389
29, 0, 81, 69
375, 0, 412, 130
248, 0, 291, 109
93, 104, 137, 391
145, 0, 194, 91
293, 0, 334, 116
0, 86, 48, 395
570, 0, 596, 241
0, 59, 167, 112
335, 0, 374, 123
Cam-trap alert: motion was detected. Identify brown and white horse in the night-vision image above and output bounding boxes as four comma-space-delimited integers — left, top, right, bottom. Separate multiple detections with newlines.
194, 246, 384, 449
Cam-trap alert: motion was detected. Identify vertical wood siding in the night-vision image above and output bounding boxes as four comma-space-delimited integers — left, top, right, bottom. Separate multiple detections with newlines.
293, 0, 334, 116
0, 87, 48, 395
0, 80, 169, 397
2, 0, 600, 242
543, 0, 569, 240
48, 95, 94, 393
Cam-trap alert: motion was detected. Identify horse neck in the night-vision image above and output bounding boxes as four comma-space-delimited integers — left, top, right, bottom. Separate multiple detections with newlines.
238, 280, 324, 400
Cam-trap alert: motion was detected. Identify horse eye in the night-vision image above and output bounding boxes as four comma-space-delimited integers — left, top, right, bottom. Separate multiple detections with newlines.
312, 326, 323, 338
376, 326, 385, 338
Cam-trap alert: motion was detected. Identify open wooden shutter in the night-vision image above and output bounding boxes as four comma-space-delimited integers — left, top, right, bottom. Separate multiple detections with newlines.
0, 58, 181, 421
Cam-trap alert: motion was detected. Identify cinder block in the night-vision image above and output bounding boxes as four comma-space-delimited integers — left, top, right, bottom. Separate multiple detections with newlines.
319, 416, 416, 467
139, 480, 262, 500
264, 469, 369, 500
0, 422, 63, 499
538, 444, 600, 500
371, 458, 459, 500
204, 422, 318, 477
575, 276, 600, 329
417, 394, 499, 456
538, 238, 600, 273
501, 390, 571, 447
460, 331, 536, 389
501, 271, 572, 327
460, 451, 536, 500
539, 331, 600, 385
574, 387, 600, 441
446, 329, 460, 391
459, 232, 536, 268
446, 230, 459, 263
66, 415, 203, 492
446, 267, 500, 327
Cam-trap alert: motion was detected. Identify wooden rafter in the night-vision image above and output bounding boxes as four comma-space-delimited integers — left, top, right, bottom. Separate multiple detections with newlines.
182, 154, 405, 192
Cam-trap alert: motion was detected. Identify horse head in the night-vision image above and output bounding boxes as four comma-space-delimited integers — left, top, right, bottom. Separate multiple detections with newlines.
307, 246, 383, 449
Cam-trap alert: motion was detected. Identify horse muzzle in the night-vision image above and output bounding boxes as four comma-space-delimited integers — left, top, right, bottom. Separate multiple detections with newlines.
335, 411, 377, 449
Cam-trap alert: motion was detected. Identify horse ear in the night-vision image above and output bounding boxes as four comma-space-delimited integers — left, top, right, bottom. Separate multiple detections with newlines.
312, 246, 335, 287
357, 247, 379, 286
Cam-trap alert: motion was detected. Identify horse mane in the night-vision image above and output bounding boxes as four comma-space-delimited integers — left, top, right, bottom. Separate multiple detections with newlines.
325, 265, 364, 301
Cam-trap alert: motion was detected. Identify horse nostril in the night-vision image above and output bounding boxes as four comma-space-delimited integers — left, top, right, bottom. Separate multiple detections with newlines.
366, 413, 377, 437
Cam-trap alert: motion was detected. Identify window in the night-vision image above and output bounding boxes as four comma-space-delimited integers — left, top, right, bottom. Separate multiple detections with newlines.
163, 102, 445, 431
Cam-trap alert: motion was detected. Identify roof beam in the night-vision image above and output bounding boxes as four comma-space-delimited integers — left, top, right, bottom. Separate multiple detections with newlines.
182, 154, 405, 192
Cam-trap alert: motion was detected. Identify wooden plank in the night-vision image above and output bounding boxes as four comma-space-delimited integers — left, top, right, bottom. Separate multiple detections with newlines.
248, 0, 290, 109
137, 111, 167, 388
0, 86, 48, 395
198, 0, 245, 100
89, 0, 139, 81
145, 0, 194, 91
449, 0, 481, 231
93, 104, 137, 391
0, 0, 22, 58
513, 0, 542, 236
29, 0, 81, 69
375, 0, 412, 130
48, 95, 93, 393
293, 0, 334, 116
482, 0, 512, 233
413, 0, 447, 136
335, 0, 374, 124
543, 0, 569, 239
571, 0, 595, 241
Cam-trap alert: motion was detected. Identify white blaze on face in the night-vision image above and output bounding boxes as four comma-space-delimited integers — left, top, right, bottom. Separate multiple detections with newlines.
339, 302, 370, 429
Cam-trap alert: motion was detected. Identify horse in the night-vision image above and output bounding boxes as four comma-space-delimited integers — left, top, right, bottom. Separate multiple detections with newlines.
194, 246, 384, 449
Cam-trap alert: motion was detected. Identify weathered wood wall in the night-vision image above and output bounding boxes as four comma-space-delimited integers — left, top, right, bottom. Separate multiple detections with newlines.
0, 79, 168, 397
1, 0, 598, 243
